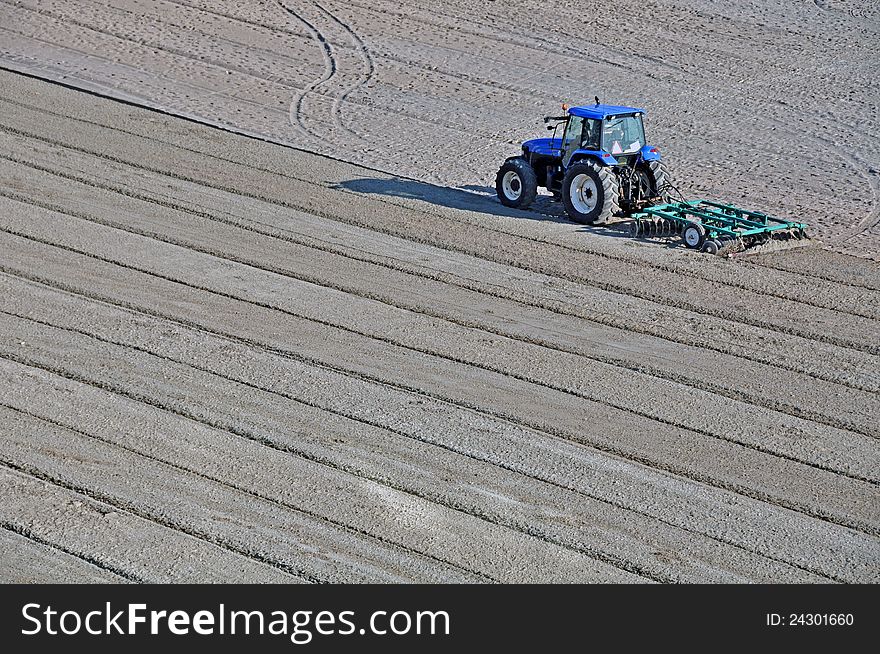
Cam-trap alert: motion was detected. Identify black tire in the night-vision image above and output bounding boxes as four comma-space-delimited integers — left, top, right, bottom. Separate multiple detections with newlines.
644, 160, 670, 200
702, 239, 720, 255
561, 161, 620, 224
496, 157, 538, 209
682, 221, 707, 249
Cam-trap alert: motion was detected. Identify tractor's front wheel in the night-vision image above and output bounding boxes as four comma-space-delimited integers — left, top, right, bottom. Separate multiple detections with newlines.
496, 157, 538, 209
562, 161, 620, 224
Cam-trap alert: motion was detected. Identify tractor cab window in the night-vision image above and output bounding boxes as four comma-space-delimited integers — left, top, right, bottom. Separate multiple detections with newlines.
563, 116, 602, 164
581, 118, 601, 149
562, 116, 584, 165
602, 115, 645, 155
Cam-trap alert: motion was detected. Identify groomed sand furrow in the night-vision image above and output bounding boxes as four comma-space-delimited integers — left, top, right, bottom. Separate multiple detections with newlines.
0, 400, 493, 583
0, 233, 877, 543
1, 413, 345, 584
750, 248, 880, 291
0, 463, 300, 583
2, 213, 878, 490
1, 85, 874, 315
1, 113, 876, 358
0, 350, 687, 583
0, 186, 876, 483
2, 175, 875, 439
1, 170, 874, 443
0, 526, 129, 583
0, 63, 876, 585
0, 276, 868, 576
1, 351, 757, 584
1, 113, 875, 339
0, 359, 643, 584
1, 317, 870, 582
0, 122, 877, 397
3, 0, 876, 242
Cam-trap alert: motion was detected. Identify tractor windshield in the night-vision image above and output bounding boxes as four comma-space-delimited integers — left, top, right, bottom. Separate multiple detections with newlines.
602, 115, 645, 155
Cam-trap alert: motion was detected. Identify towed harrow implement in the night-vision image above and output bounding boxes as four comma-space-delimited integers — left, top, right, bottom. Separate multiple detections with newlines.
630, 200, 809, 255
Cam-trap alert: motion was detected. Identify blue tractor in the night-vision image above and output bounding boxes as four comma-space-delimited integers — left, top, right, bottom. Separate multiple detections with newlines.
496, 102, 670, 225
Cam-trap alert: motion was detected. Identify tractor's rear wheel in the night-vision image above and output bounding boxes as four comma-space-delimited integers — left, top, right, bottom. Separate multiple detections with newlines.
496, 157, 538, 209
562, 161, 620, 225
643, 160, 670, 200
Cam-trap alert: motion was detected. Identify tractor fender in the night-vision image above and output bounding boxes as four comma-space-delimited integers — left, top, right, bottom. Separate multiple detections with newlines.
639, 145, 662, 161
568, 149, 618, 167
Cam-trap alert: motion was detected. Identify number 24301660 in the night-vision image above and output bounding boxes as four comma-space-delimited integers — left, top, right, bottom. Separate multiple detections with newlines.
766, 614, 854, 626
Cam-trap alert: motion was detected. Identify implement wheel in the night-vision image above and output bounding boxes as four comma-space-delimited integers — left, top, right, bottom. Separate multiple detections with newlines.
682, 221, 706, 249
702, 239, 720, 255
562, 161, 620, 224
496, 157, 538, 209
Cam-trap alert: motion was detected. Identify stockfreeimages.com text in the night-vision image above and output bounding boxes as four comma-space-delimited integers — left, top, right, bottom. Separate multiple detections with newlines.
21, 603, 450, 644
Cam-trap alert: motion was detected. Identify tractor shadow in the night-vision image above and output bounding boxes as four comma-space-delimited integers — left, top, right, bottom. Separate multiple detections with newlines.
334, 177, 679, 246
334, 177, 561, 221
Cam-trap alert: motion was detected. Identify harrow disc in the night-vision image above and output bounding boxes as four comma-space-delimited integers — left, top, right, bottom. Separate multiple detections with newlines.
629, 220, 641, 237
702, 239, 721, 255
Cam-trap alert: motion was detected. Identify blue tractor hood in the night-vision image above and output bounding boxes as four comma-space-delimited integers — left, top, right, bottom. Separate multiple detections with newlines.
522, 137, 562, 157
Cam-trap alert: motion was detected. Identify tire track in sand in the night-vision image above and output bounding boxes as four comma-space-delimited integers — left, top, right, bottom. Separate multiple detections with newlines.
274, 0, 340, 139
275, 0, 373, 141
316, 1, 377, 136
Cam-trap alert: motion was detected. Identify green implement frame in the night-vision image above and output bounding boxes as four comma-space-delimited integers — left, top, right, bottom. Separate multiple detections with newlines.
631, 200, 808, 253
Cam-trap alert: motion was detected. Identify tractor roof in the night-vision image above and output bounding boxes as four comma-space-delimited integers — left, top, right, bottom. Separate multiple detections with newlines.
569, 104, 643, 119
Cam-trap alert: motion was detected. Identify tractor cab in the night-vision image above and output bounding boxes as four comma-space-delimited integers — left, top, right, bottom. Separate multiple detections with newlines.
558, 105, 648, 164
